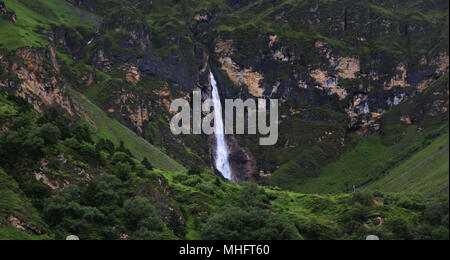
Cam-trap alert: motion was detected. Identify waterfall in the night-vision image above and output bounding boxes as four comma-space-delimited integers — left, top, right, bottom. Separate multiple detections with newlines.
210, 72, 233, 180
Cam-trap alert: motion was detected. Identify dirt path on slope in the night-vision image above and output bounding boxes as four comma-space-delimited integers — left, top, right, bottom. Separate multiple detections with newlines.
384, 145, 449, 186
357, 145, 449, 192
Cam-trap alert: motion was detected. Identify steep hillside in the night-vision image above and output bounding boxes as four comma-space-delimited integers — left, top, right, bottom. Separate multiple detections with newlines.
0, 0, 449, 240
63, 0, 449, 185
0, 90, 182, 239
0, 0, 98, 49
3, 0, 447, 184
0, 168, 50, 239
206, 0, 449, 184
0, 0, 184, 172
67, 87, 184, 171
1, 90, 448, 240
368, 131, 448, 196
282, 73, 449, 193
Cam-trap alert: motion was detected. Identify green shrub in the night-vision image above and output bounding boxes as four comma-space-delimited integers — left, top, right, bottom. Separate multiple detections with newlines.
111, 152, 134, 167
122, 198, 164, 232
112, 162, 132, 181
200, 205, 301, 240
187, 166, 202, 175
73, 124, 93, 144
385, 218, 410, 240
350, 191, 374, 207
39, 123, 61, 145
142, 157, 154, 171
181, 175, 202, 187
196, 182, 216, 195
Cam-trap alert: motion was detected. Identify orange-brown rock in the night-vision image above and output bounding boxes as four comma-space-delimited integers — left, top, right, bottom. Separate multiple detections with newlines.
11, 47, 73, 115
215, 39, 234, 57
337, 57, 360, 79
269, 35, 278, 48
219, 57, 264, 97
124, 65, 141, 85
310, 69, 348, 100
386, 63, 408, 88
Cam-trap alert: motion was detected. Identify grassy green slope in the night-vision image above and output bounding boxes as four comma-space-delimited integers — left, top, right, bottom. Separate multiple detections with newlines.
0, 0, 98, 49
293, 124, 449, 194
293, 134, 392, 194
0, 92, 17, 118
286, 72, 449, 194
1, 1, 184, 172
157, 168, 426, 240
369, 133, 449, 196
209, 0, 449, 63
1, 89, 447, 240
269, 190, 424, 240
67, 87, 185, 172
1, 94, 46, 240
0, 169, 50, 240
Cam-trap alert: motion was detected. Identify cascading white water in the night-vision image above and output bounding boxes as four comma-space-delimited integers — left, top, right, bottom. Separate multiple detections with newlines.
210, 72, 233, 180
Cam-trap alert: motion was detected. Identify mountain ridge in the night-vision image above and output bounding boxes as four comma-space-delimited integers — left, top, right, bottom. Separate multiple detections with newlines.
0, 0, 448, 240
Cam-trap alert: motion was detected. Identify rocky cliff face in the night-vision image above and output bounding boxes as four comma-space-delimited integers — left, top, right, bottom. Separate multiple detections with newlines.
0, 47, 73, 115
1, 0, 448, 185
0, 1, 16, 25
203, 0, 449, 181
212, 24, 448, 132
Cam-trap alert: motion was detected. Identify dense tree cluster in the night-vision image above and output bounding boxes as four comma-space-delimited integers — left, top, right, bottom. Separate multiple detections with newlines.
340, 191, 449, 240
0, 92, 448, 240
200, 182, 302, 240
0, 92, 172, 240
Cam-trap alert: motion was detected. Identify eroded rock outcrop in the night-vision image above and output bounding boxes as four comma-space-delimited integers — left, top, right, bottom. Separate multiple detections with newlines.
7, 215, 42, 235
210, 26, 448, 181
0, 47, 76, 116
215, 39, 265, 97
0, 1, 16, 25
227, 135, 259, 183
309, 68, 348, 100
115, 90, 151, 134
